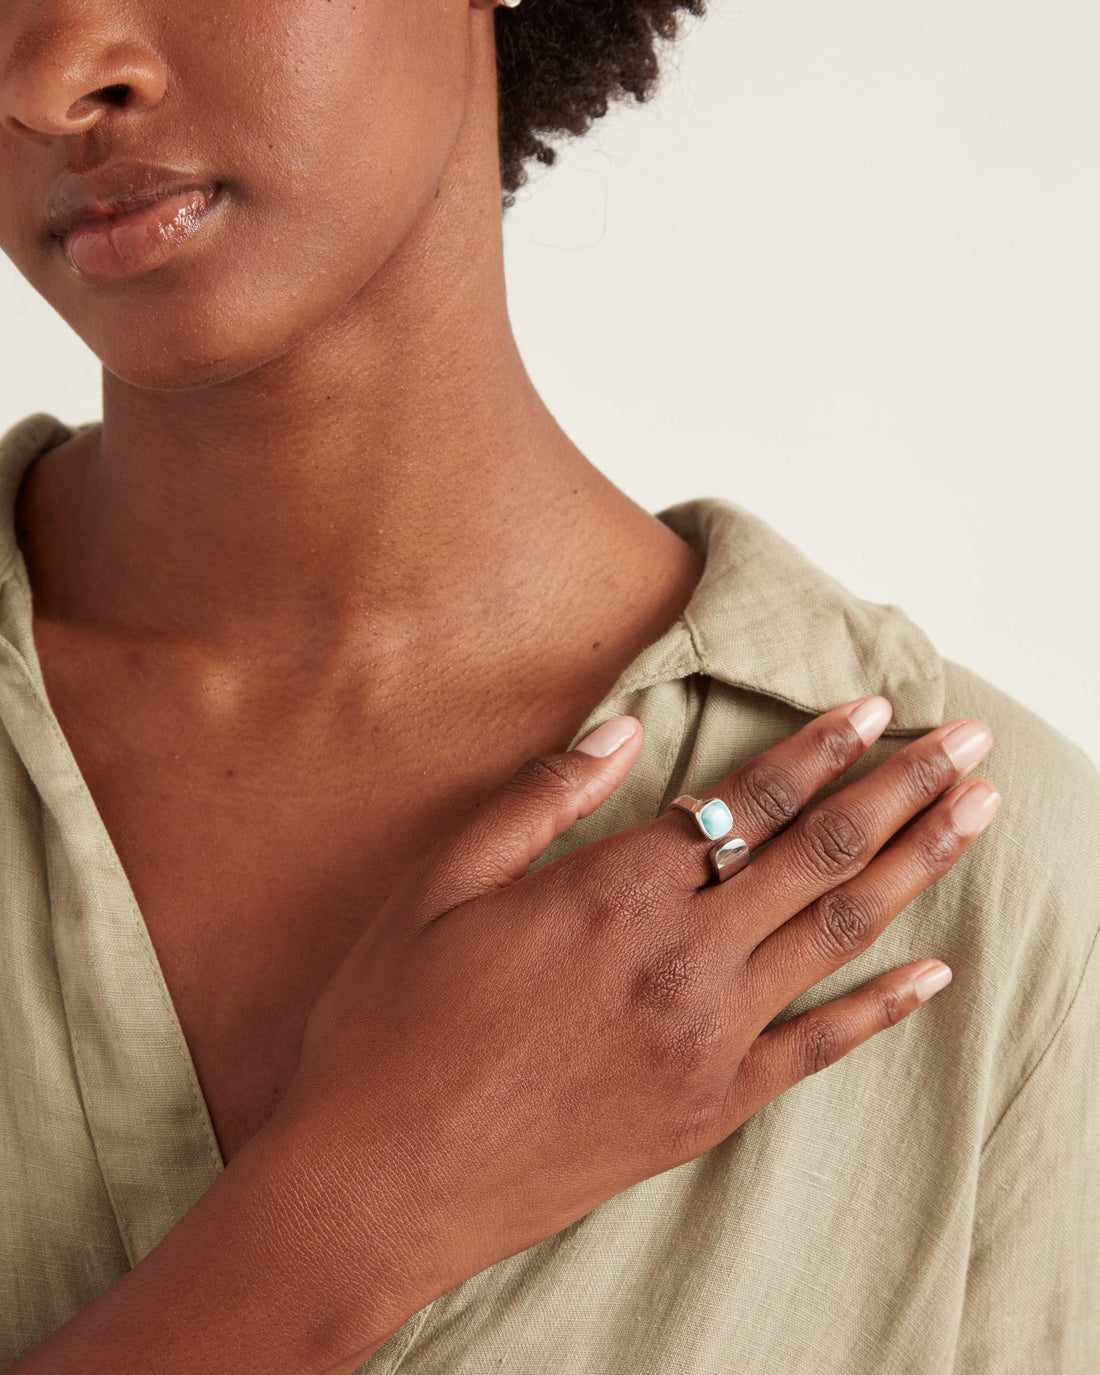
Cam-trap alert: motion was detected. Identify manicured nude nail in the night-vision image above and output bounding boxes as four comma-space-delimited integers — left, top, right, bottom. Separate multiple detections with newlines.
951, 780, 1001, 834
913, 962, 953, 1003
942, 721, 993, 772
575, 716, 639, 758
848, 696, 893, 746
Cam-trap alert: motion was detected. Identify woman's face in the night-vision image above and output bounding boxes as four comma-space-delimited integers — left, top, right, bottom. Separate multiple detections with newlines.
0, 0, 494, 390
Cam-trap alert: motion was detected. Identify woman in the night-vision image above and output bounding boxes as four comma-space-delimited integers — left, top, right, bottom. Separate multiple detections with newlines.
0, 0, 1096, 1371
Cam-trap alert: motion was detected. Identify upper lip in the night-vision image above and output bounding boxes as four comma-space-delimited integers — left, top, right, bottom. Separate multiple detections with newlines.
45, 161, 218, 240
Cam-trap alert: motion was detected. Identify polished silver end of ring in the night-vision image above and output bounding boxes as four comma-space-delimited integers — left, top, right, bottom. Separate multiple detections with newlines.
709, 835, 750, 882
669, 795, 751, 883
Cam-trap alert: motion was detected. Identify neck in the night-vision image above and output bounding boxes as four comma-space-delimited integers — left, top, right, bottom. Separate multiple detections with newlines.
19, 207, 699, 687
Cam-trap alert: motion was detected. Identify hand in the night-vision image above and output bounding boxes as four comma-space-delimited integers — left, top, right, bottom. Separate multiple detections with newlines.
272, 696, 999, 1362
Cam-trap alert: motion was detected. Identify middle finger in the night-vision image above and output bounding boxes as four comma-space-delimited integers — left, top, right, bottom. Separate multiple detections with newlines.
653, 696, 895, 890
699, 716, 993, 947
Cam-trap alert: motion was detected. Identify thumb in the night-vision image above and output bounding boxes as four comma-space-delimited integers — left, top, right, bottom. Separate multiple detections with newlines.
413, 716, 643, 917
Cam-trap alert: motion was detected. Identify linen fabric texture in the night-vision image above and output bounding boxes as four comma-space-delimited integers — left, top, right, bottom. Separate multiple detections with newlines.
0, 413, 1097, 1373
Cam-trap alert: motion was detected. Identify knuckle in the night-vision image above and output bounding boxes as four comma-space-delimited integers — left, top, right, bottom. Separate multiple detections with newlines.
662, 1094, 726, 1167
801, 805, 869, 877
814, 888, 878, 959
738, 762, 803, 830
509, 754, 580, 802
901, 747, 953, 803
631, 947, 727, 1077
872, 984, 907, 1029
660, 1009, 727, 1077
799, 1016, 844, 1076
913, 820, 963, 872
818, 721, 861, 774
632, 945, 705, 1013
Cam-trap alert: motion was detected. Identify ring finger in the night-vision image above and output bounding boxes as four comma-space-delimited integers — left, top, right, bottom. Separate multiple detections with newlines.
703, 715, 993, 947
655, 695, 896, 889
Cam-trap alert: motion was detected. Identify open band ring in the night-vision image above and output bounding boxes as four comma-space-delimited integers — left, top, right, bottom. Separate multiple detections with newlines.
669, 794, 751, 883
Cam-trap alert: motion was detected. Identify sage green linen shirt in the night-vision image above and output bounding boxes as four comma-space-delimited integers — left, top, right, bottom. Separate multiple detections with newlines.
1, 412, 1097, 1373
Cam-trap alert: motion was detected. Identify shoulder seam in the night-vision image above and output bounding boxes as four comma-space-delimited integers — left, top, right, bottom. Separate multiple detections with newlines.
979, 916, 1100, 1159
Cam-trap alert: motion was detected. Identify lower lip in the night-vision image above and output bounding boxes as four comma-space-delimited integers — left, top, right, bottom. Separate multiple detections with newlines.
63, 187, 221, 284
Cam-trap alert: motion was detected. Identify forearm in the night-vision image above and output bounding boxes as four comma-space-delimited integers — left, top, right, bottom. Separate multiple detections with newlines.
8, 1114, 422, 1375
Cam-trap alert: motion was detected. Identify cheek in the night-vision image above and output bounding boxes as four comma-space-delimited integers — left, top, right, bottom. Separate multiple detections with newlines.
2, 0, 473, 390
247, 5, 468, 285
223, 0, 470, 217
164, 0, 470, 381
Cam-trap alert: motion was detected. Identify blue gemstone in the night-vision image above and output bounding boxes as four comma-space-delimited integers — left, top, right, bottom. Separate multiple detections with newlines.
698, 799, 733, 839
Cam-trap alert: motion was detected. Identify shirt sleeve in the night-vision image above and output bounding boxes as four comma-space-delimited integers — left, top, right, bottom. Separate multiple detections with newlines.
952, 924, 1100, 1372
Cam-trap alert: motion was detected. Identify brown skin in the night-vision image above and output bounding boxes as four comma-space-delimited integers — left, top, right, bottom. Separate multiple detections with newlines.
10, 704, 1000, 1372
2, 0, 703, 1162
0, 1, 1000, 1370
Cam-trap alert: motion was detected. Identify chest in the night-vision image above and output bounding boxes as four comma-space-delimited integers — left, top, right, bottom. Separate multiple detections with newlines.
33, 639, 582, 1165
99, 753, 489, 1163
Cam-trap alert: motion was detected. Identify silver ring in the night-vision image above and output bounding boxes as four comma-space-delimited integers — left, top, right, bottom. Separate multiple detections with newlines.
709, 835, 751, 883
669, 794, 751, 884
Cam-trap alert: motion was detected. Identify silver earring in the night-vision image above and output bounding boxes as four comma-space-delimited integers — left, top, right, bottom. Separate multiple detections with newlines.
497, 0, 522, 8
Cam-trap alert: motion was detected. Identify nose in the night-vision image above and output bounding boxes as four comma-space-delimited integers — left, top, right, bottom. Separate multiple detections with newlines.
0, 9, 167, 139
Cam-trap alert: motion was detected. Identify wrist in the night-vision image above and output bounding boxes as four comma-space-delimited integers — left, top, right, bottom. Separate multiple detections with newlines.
244, 1093, 437, 1367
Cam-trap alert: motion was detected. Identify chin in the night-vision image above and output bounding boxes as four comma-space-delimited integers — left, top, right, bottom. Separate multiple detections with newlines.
70, 265, 360, 394
89, 318, 283, 392
98, 333, 289, 393
8, 195, 387, 392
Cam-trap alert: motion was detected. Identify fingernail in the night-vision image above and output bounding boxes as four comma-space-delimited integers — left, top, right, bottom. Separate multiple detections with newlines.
951, 780, 1001, 834
575, 716, 639, 758
848, 696, 893, 746
913, 962, 953, 1003
942, 720, 993, 772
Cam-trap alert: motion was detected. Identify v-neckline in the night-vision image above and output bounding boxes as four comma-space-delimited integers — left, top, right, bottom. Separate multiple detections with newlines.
0, 415, 225, 1265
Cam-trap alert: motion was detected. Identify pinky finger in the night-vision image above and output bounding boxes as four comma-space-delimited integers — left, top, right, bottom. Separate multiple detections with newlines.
728, 959, 952, 1123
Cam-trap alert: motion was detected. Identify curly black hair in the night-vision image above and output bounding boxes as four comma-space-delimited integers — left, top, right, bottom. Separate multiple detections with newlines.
495, 0, 707, 209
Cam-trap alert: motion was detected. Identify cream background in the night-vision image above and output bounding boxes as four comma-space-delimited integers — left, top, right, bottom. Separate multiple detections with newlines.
1, 0, 1097, 766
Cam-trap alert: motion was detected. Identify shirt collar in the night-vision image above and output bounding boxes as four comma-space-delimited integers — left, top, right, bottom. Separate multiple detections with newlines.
0, 413, 77, 581
639, 498, 945, 734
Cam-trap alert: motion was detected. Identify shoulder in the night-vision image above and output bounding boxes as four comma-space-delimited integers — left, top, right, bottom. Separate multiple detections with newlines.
921, 658, 1100, 1155
941, 652, 1100, 838
652, 497, 1100, 1100
661, 499, 1100, 875
938, 655, 1100, 1036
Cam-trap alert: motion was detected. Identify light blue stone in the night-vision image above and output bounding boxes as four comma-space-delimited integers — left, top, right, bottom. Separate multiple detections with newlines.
698, 798, 733, 839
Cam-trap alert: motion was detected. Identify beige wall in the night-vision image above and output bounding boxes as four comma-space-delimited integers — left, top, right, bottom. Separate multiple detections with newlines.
2, 0, 1097, 766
